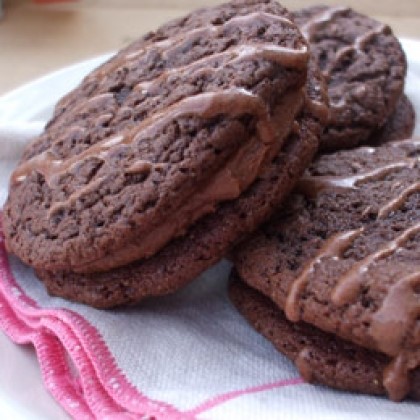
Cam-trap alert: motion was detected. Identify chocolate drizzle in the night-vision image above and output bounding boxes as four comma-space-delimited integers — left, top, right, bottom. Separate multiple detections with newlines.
331, 223, 420, 306
299, 6, 350, 41
303, 95, 329, 122
12, 89, 275, 188
131, 42, 309, 100
370, 271, 420, 355
79, 11, 307, 99
285, 229, 363, 322
41, 88, 276, 221
11, 10, 309, 189
378, 182, 420, 219
109, 11, 303, 73
283, 140, 420, 400
6, 5, 317, 274
325, 23, 389, 91
295, 347, 313, 382
297, 158, 419, 199
383, 354, 411, 401
298, 5, 391, 110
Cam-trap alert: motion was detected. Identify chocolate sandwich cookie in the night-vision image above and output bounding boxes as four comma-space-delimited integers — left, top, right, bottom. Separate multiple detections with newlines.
5, 0, 328, 307
368, 95, 415, 145
233, 139, 420, 401
5, 0, 311, 273
229, 277, 420, 400
36, 47, 327, 308
293, 6, 407, 151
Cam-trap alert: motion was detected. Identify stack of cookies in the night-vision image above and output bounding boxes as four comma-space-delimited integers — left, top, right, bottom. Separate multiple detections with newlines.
2, 0, 418, 403
229, 3, 419, 403
230, 139, 420, 401
4, 0, 328, 307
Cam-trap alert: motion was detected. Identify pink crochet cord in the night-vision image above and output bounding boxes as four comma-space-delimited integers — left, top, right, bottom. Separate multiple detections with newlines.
0, 222, 302, 419
185, 377, 304, 417
0, 230, 189, 419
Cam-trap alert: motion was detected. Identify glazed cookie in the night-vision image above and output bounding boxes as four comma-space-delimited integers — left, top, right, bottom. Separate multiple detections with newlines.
233, 139, 420, 401
35, 54, 327, 308
229, 277, 420, 401
293, 6, 407, 151
4, 0, 311, 273
368, 95, 415, 145
5, 0, 328, 307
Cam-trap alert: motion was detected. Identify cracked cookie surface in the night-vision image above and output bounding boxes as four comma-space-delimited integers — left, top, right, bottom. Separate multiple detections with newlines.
5, 0, 312, 274
294, 5, 407, 151
229, 277, 420, 401
233, 139, 420, 401
6, 0, 328, 308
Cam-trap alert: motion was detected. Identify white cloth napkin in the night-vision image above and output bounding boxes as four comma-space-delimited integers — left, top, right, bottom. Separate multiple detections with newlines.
0, 42, 419, 419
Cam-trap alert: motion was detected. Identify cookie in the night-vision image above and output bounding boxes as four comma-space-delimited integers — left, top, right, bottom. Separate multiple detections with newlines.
233, 139, 420, 401
6, 0, 328, 307
229, 277, 420, 401
368, 95, 415, 145
293, 6, 407, 151
4, 0, 312, 274
35, 53, 327, 308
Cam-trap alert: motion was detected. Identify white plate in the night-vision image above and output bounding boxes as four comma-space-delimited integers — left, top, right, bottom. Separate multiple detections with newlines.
0, 39, 419, 419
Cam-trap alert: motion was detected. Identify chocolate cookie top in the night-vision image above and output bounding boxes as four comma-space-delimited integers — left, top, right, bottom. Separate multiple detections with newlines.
293, 5, 407, 151
35, 52, 329, 309
233, 139, 420, 401
368, 94, 416, 145
229, 278, 420, 401
4, 0, 310, 273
